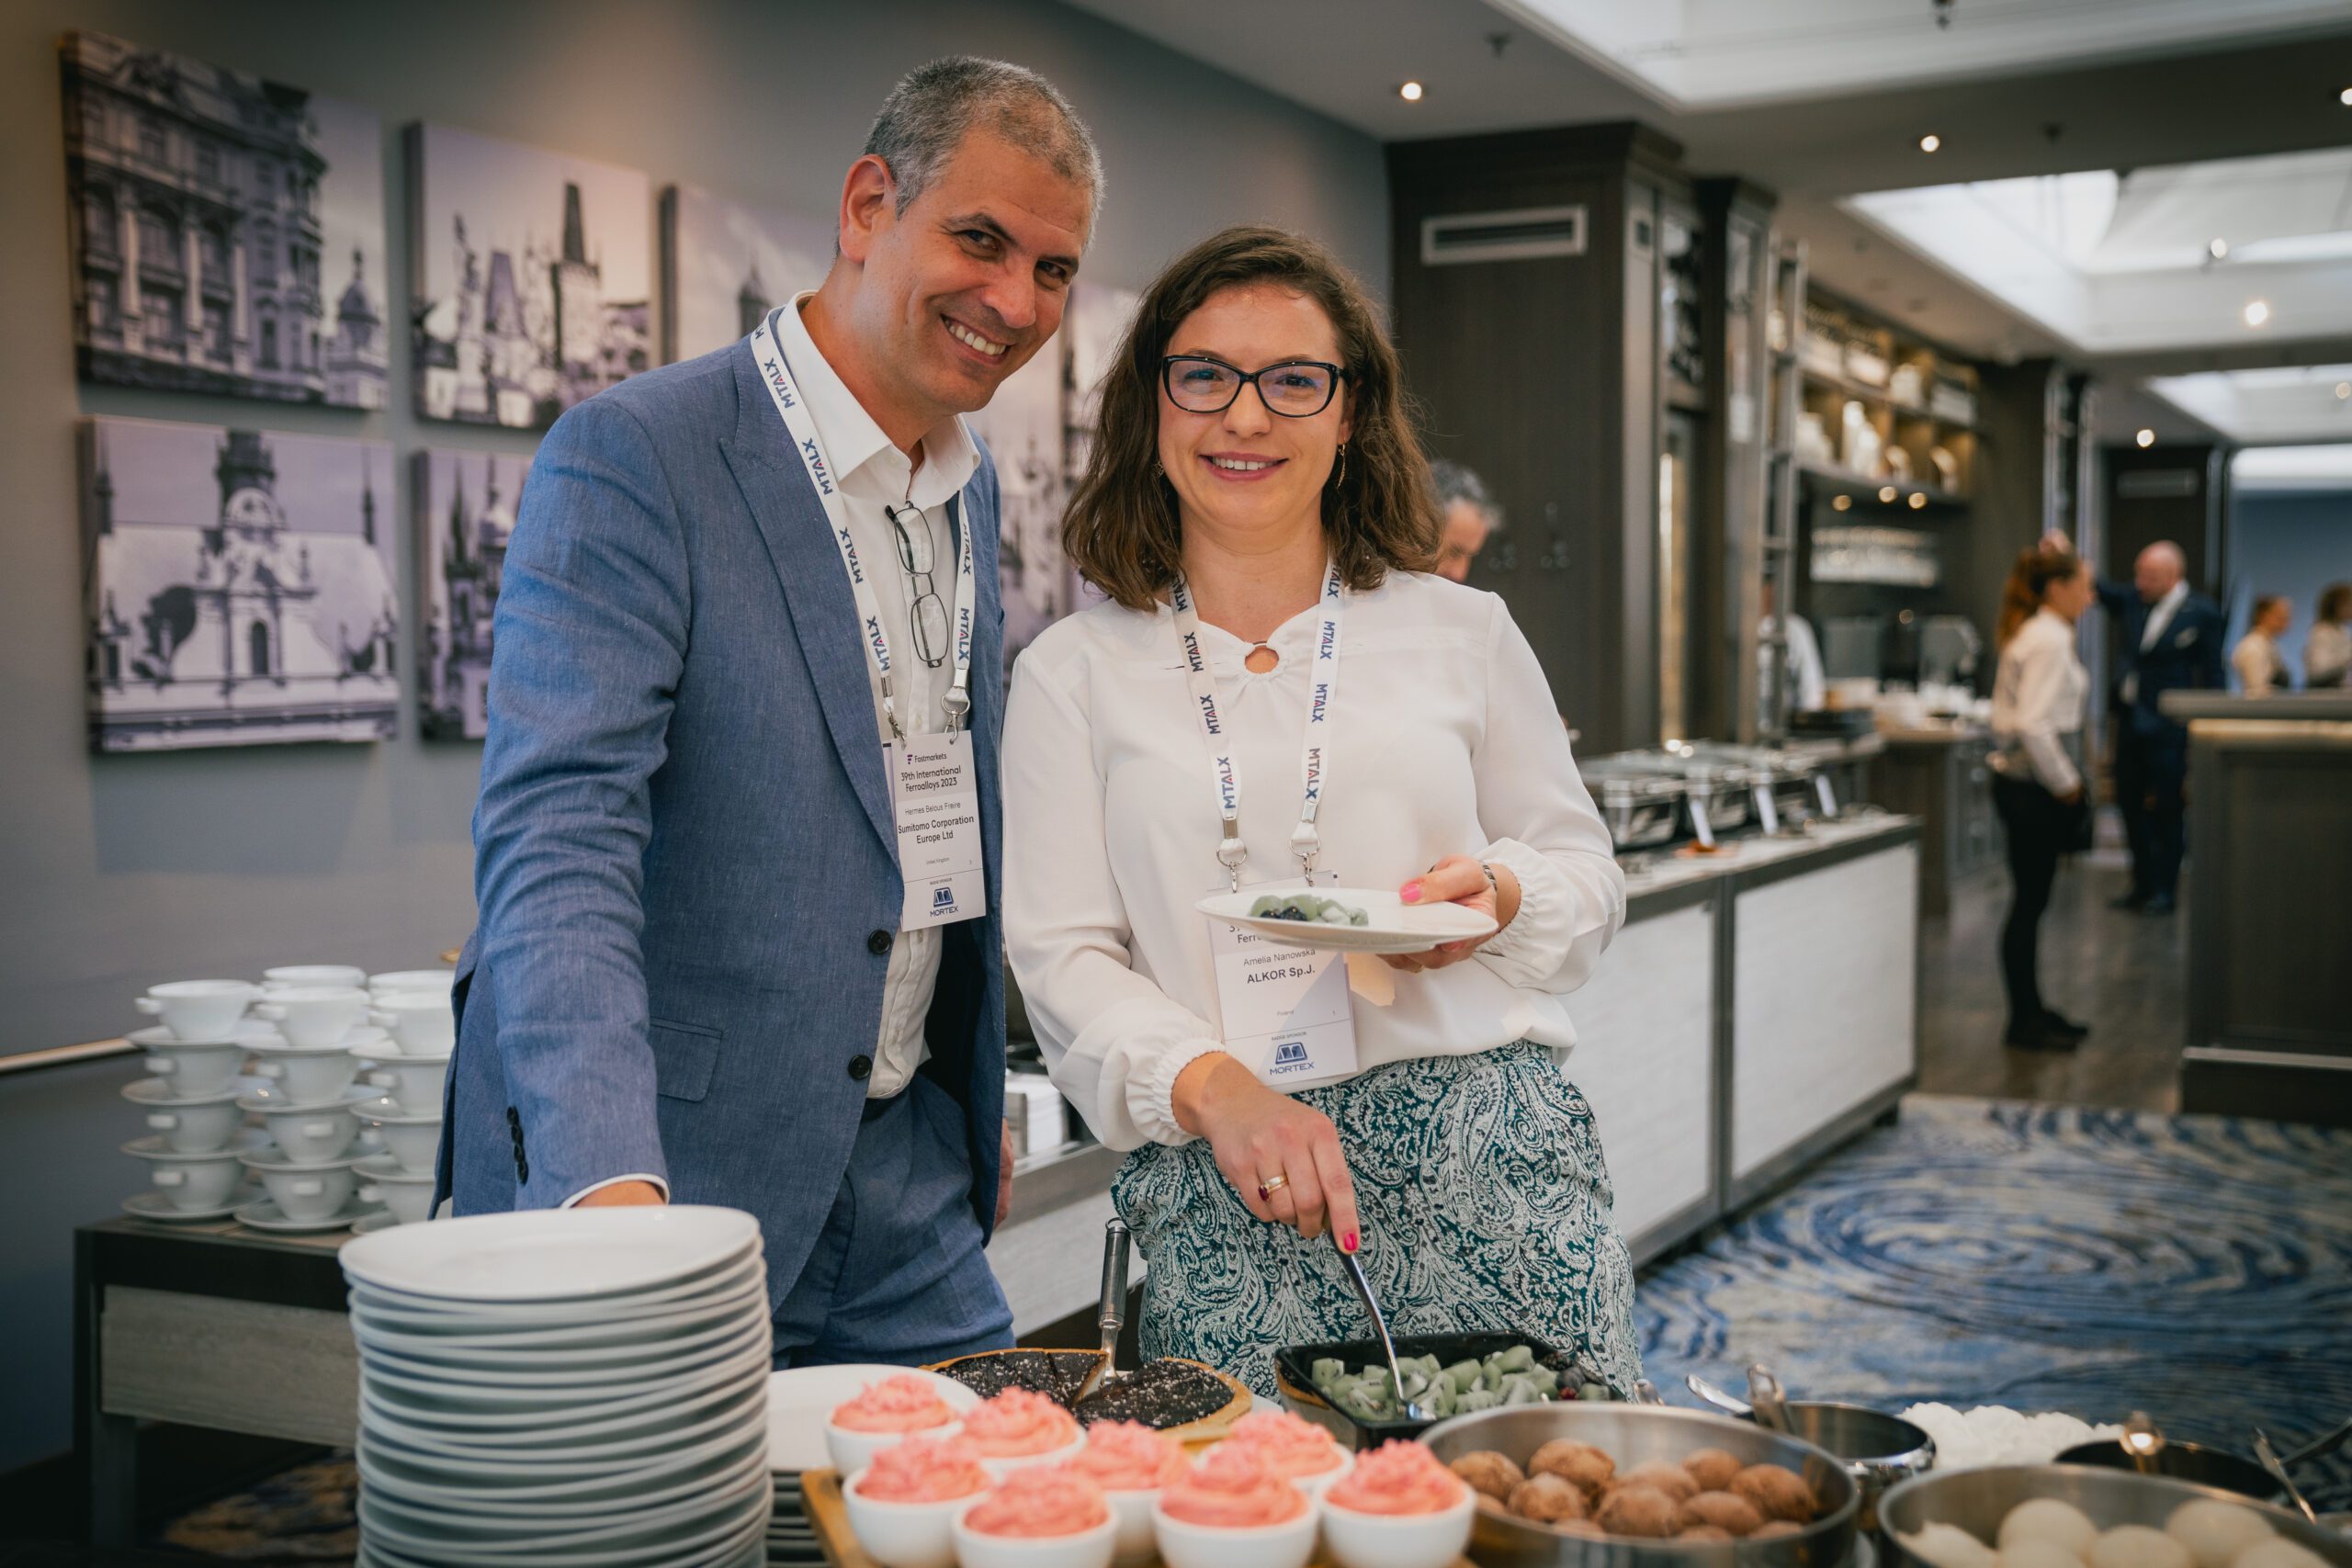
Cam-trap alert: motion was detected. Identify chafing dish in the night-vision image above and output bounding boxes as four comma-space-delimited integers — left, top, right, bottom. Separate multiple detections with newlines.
1420, 1403, 1860, 1567
1580, 759, 1690, 853
1880, 1463, 2352, 1566
1680, 743, 1836, 830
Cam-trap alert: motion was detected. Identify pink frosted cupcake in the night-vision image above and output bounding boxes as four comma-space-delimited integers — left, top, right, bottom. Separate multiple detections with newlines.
1073, 1420, 1190, 1564
1224, 1409, 1350, 1497
1322, 1442, 1475, 1568
960, 1387, 1085, 1475
828, 1374, 965, 1472
1154, 1447, 1317, 1568
845, 1437, 992, 1568
954, 1464, 1117, 1568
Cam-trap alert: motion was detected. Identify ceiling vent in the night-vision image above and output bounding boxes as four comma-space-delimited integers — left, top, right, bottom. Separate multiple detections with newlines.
1421, 205, 1589, 266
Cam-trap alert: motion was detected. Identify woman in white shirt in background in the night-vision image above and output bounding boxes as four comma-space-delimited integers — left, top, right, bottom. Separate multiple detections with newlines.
1989, 544, 2096, 1053
1002, 226, 1639, 1395
2231, 594, 2294, 695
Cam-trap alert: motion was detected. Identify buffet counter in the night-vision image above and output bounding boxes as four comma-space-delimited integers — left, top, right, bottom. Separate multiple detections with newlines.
1867, 727, 1995, 916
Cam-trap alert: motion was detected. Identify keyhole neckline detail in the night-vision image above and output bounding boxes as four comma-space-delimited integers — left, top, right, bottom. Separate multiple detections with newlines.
1243, 644, 1281, 674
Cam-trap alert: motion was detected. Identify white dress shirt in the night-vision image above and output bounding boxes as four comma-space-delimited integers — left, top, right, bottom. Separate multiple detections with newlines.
561, 295, 982, 1207
2307, 621, 2351, 688
1991, 608, 2088, 795
2140, 580, 2189, 651
2232, 629, 2288, 695
1002, 570, 1627, 1153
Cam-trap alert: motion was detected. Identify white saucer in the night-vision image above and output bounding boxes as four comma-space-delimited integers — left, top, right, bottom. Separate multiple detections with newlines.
1195, 886, 1498, 954
121, 1128, 270, 1160
352, 1209, 405, 1235
235, 1081, 385, 1114
236, 1195, 380, 1233
128, 1025, 247, 1049
125, 1190, 249, 1222
120, 1077, 239, 1109
351, 1095, 440, 1126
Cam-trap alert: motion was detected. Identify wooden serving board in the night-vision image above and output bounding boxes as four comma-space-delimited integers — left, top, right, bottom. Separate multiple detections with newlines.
800, 1470, 1474, 1568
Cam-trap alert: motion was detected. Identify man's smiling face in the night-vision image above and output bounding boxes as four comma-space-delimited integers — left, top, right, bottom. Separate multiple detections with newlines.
848, 128, 1092, 425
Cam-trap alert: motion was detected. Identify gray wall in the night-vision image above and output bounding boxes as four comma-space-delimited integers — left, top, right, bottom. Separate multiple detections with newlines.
0, 0, 1385, 1472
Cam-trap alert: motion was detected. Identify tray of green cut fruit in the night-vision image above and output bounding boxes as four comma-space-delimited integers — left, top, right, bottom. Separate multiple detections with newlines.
1196, 886, 1498, 955
1271, 1332, 1620, 1447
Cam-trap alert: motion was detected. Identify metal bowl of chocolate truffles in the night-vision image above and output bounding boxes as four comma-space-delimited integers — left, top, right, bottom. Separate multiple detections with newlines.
1420, 1404, 1860, 1566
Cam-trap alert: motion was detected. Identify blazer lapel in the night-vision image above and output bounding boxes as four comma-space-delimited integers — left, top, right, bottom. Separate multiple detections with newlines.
719, 342, 898, 856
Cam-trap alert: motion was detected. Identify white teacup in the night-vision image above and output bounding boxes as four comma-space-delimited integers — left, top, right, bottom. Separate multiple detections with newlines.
368, 970, 455, 998
240, 1147, 363, 1223
136, 980, 259, 1042
126, 1143, 251, 1212
368, 991, 456, 1055
356, 1156, 435, 1224
354, 1104, 443, 1175
265, 965, 368, 991
238, 1093, 367, 1162
122, 1081, 244, 1154
363, 1055, 451, 1116
251, 986, 369, 1049
250, 1045, 364, 1105
132, 1032, 247, 1097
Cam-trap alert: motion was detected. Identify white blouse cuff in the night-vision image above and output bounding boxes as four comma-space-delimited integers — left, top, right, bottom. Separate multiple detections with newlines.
1132, 1036, 1231, 1148
1476, 837, 1571, 982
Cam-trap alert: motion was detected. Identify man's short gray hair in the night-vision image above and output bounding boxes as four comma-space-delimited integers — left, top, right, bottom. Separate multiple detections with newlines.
1429, 458, 1504, 531
865, 58, 1102, 227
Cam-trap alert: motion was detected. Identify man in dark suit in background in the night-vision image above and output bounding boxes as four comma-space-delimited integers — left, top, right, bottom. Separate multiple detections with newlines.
2097, 540, 2225, 915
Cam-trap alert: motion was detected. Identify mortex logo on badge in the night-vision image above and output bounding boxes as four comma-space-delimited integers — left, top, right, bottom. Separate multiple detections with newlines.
932, 886, 956, 913
1271, 1040, 1312, 1074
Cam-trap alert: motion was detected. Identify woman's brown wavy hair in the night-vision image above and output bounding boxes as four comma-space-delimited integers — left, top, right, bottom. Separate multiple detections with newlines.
1997, 543, 2085, 649
1061, 225, 1439, 611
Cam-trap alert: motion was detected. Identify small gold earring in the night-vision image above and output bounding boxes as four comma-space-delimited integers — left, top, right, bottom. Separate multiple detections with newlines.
1332, 444, 1348, 487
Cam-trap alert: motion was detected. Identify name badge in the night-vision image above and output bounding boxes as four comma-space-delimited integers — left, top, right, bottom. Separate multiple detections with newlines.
888, 734, 985, 931
1204, 872, 1359, 1089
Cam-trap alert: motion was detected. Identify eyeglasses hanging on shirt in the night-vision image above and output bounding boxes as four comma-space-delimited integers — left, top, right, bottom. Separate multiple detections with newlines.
885, 502, 949, 670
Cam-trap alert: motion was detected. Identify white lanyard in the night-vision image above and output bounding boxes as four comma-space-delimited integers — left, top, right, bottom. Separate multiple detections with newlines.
749, 307, 976, 739
1171, 560, 1346, 890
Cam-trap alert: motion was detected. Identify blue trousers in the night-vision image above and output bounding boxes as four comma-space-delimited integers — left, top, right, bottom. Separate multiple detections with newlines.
771, 1073, 1013, 1368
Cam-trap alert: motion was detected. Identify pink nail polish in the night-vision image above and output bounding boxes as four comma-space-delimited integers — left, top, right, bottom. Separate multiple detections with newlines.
1401, 882, 1422, 903
1343, 1231, 1359, 1253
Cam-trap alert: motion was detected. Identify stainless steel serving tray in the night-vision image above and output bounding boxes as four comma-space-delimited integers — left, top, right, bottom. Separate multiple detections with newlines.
1879, 1463, 2352, 1567
1419, 1404, 1860, 1567
1583, 766, 1690, 852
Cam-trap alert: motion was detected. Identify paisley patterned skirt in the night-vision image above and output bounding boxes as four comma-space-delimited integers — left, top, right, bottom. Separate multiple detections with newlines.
1110, 1043, 1643, 1399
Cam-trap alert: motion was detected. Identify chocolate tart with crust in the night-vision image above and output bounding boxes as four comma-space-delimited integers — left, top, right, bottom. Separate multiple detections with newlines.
928, 1348, 1250, 1442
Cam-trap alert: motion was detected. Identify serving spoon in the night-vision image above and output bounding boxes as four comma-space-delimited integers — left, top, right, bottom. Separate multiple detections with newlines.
2253, 1427, 2320, 1525
1330, 1235, 1431, 1423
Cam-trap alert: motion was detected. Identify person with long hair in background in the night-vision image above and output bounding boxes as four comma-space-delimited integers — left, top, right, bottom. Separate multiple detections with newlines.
1990, 543, 2097, 1052
2308, 582, 2351, 690
2232, 594, 2294, 694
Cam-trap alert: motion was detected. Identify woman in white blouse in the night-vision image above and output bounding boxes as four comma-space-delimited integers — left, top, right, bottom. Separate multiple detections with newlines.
1003, 227, 1638, 1394
1989, 544, 2096, 1052
2231, 595, 2294, 695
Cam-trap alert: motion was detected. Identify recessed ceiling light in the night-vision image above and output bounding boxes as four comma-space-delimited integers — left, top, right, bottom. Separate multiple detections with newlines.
1398, 81, 1424, 102
1906, 491, 1928, 510
1878, 485, 1898, 503
2340, 86, 2352, 107
1918, 134, 1941, 153
2136, 428, 2156, 448
1832, 494, 1853, 512
2245, 299, 2272, 327
2336, 381, 2351, 400
2209, 238, 2229, 261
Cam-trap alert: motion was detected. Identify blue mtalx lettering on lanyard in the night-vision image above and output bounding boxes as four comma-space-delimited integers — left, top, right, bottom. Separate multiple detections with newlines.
1198, 694, 1222, 736
837, 528, 866, 585
1216, 756, 1238, 811
1318, 623, 1338, 659
957, 604, 973, 661
865, 615, 889, 665
1310, 682, 1331, 722
1182, 631, 1205, 673
800, 437, 834, 495
762, 354, 798, 408
1303, 746, 1323, 803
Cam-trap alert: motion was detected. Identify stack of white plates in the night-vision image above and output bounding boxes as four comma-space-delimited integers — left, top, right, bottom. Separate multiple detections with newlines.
342, 1206, 772, 1567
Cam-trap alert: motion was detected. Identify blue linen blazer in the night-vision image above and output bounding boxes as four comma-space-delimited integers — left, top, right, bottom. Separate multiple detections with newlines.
436, 337, 1009, 1312
2098, 579, 2226, 740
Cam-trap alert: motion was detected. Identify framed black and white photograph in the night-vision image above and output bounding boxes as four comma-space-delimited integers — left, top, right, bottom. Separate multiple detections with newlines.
410, 123, 650, 430
964, 348, 1067, 671
1058, 282, 1138, 615
60, 31, 389, 409
661, 184, 832, 364
82, 416, 400, 752
415, 446, 531, 741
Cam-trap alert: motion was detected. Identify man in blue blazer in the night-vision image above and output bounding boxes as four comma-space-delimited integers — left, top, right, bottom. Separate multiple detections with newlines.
2098, 540, 2225, 915
438, 60, 1099, 1365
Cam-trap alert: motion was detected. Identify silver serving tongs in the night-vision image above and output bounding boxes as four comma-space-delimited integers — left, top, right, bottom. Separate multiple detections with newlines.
2252, 1427, 2320, 1525
1747, 1364, 1792, 1433
1330, 1234, 1430, 1423
1096, 1219, 1130, 1385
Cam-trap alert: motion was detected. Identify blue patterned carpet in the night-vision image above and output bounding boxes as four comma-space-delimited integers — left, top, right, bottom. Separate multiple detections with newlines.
1634, 1095, 2352, 1509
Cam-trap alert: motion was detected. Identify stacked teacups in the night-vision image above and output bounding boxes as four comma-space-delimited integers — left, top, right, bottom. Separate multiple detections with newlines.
346, 972, 458, 1234
342, 1205, 772, 1568
122, 981, 267, 1221
233, 969, 395, 1233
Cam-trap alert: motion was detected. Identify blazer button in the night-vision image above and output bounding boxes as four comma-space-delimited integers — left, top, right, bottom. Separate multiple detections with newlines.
847, 1055, 873, 1082
866, 930, 892, 956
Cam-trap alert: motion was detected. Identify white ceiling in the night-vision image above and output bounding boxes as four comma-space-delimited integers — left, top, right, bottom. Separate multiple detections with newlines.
2152, 362, 2352, 445
1488, 0, 2352, 111
2233, 443, 2352, 487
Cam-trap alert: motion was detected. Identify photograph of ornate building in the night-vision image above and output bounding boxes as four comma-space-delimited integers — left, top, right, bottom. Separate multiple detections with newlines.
414, 446, 531, 741
59, 31, 386, 409
82, 417, 399, 751
660, 184, 833, 363
411, 123, 650, 430
962, 348, 1068, 672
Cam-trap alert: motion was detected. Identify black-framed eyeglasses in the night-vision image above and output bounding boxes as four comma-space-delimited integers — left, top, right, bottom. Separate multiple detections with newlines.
884, 503, 950, 669
1159, 355, 1345, 418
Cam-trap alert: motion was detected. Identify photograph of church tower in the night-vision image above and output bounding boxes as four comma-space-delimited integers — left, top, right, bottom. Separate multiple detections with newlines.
414, 446, 531, 741
409, 123, 650, 430
59, 31, 387, 409
81, 416, 399, 751
659, 184, 832, 364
